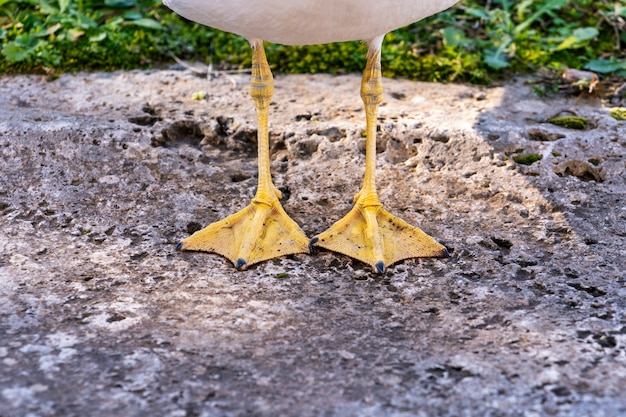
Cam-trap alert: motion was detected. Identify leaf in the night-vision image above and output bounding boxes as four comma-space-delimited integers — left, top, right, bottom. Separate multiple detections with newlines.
106, 16, 125, 28
573, 27, 599, 41
555, 36, 577, 51
484, 50, 510, 69
33, 23, 62, 38
584, 58, 626, 74
71, 11, 100, 30
122, 11, 143, 20
516, 0, 534, 20
104, 0, 138, 8
58, 0, 69, 13
67, 28, 85, 42
464, 7, 490, 20
89, 32, 107, 42
1, 34, 39, 62
514, 0, 567, 35
554, 27, 598, 51
127, 18, 163, 30
441, 27, 470, 48
2, 39, 36, 62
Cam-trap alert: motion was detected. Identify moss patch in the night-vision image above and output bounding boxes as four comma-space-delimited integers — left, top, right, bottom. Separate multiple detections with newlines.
547, 116, 588, 130
513, 154, 543, 165
610, 108, 626, 121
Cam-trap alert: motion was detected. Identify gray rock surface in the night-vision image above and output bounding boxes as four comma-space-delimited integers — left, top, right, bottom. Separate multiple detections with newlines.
0, 69, 625, 417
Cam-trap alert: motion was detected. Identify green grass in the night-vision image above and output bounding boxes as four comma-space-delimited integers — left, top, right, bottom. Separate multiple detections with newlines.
1, 0, 625, 83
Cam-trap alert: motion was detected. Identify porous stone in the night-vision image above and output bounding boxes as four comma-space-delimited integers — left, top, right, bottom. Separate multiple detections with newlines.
0, 70, 624, 417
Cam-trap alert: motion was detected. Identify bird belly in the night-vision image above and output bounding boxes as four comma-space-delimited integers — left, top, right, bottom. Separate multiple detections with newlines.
163, 0, 458, 45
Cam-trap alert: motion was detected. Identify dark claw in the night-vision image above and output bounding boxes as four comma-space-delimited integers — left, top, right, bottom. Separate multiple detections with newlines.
441, 248, 451, 258
375, 261, 385, 274
175, 242, 183, 252
236, 258, 247, 269
308, 237, 319, 253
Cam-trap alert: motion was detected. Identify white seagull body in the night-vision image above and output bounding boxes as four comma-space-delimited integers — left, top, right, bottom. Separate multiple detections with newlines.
167, 0, 459, 272
163, 0, 458, 46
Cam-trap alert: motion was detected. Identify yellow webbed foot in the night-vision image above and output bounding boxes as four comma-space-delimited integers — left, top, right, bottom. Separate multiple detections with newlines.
311, 202, 448, 273
310, 40, 447, 273
177, 193, 310, 269
178, 40, 309, 270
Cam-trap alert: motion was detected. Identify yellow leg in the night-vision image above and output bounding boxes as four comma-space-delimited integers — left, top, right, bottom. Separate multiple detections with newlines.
177, 40, 309, 269
311, 45, 448, 273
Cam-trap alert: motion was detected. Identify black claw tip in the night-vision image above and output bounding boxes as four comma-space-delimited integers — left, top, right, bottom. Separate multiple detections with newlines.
308, 237, 319, 253
441, 248, 451, 258
175, 242, 183, 252
236, 258, 247, 269
375, 261, 385, 274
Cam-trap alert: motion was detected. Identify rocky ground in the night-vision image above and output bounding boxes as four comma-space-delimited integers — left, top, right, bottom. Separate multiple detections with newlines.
0, 68, 625, 417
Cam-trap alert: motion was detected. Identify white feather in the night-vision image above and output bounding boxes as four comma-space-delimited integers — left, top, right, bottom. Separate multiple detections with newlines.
163, 0, 458, 45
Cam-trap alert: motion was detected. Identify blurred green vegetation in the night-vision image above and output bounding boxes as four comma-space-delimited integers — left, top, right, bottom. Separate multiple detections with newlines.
1, 0, 625, 83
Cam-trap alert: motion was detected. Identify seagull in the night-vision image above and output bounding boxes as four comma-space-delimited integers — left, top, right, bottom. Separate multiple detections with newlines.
166, 0, 458, 273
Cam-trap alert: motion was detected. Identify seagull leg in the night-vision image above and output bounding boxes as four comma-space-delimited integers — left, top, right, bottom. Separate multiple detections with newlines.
178, 40, 310, 269
311, 42, 448, 273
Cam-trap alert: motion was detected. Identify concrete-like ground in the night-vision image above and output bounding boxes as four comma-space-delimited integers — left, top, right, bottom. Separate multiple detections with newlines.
1, 69, 625, 416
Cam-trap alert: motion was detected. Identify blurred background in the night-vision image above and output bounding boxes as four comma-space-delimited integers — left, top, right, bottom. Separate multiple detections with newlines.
1, 0, 625, 85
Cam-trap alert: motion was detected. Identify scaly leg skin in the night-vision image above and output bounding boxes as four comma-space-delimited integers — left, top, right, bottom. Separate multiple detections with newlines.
177, 40, 310, 269
311, 40, 448, 273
